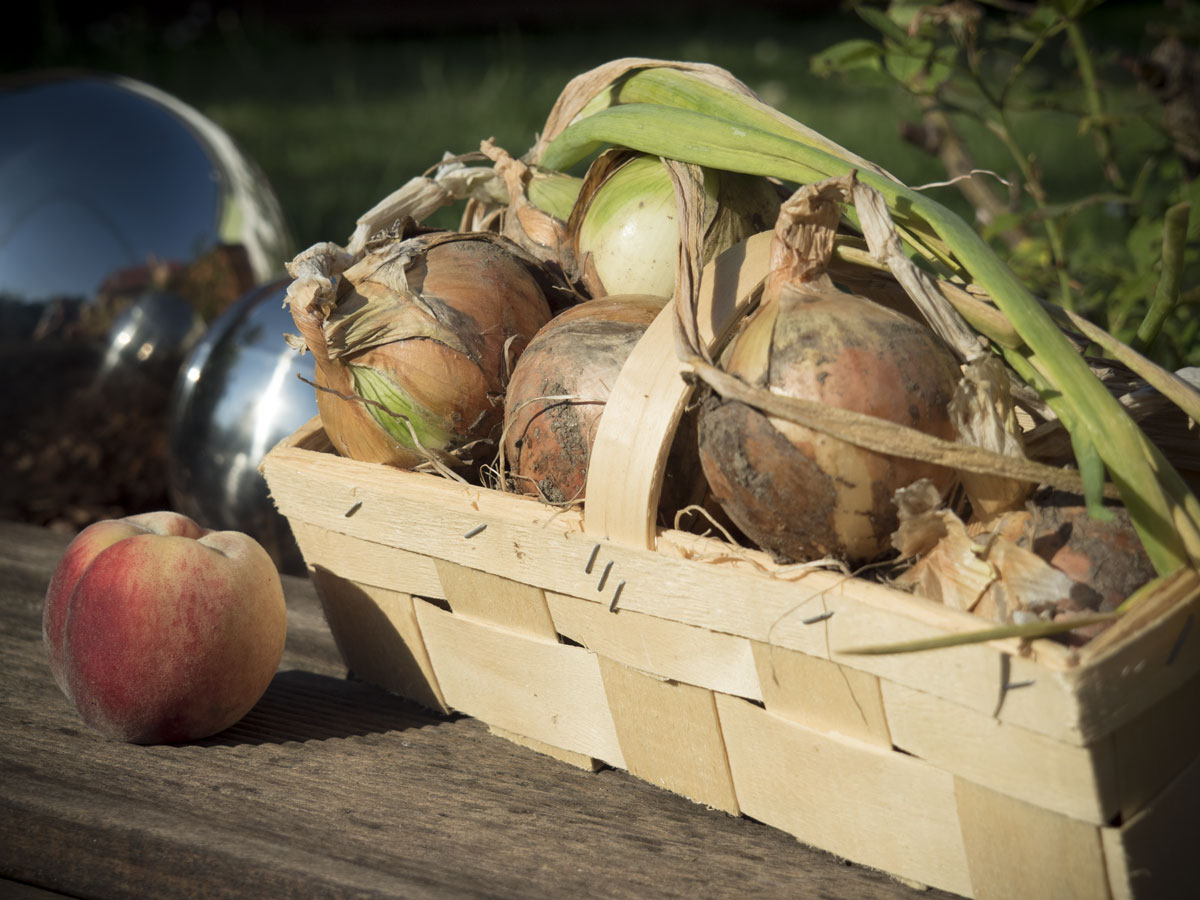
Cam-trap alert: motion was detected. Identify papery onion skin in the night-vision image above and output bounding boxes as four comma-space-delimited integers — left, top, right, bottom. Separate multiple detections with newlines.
572, 153, 781, 299
698, 286, 962, 564
504, 294, 667, 503
295, 232, 554, 470
969, 495, 1156, 644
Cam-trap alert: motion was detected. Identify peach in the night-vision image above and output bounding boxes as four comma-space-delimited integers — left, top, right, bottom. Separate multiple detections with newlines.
43, 511, 287, 743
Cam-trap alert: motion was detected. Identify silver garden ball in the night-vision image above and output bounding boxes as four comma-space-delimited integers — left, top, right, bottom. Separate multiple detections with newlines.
0, 69, 293, 348
168, 278, 316, 574
0, 69, 294, 530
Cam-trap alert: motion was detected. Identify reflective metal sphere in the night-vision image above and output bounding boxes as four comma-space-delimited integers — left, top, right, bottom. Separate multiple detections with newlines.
0, 69, 295, 533
98, 290, 206, 388
168, 278, 317, 574
0, 70, 293, 340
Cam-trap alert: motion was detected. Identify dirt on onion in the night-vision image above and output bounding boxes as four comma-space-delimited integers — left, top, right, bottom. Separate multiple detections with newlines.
697, 178, 963, 565
503, 294, 666, 504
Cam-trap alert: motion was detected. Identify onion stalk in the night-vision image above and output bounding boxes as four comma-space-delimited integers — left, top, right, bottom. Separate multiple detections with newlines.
526, 58, 1200, 577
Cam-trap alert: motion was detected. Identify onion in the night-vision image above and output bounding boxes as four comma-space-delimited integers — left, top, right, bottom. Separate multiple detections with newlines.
463, 141, 583, 300
570, 150, 780, 299
503, 294, 666, 503
697, 181, 962, 564
969, 494, 1155, 644
287, 228, 553, 471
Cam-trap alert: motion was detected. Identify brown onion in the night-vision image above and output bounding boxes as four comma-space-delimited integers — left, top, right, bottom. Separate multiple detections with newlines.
503, 294, 666, 503
697, 181, 961, 564
287, 229, 554, 471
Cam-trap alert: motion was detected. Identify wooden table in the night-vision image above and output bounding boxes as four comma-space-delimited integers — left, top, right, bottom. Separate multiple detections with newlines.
1, 520, 953, 899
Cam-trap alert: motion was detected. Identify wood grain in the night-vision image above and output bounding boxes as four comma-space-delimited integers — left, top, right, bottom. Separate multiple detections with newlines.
598, 655, 740, 814
263, 441, 1099, 743
716, 692, 975, 897
1, 520, 956, 899
955, 779, 1109, 900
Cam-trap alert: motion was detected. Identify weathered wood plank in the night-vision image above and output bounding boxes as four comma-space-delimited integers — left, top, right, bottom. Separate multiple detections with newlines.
0, 520, 959, 900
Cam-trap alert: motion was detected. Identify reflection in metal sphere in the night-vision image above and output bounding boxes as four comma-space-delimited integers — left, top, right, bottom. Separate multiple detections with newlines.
98, 291, 206, 388
0, 69, 293, 338
168, 278, 316, 574
0, 69, 294, 533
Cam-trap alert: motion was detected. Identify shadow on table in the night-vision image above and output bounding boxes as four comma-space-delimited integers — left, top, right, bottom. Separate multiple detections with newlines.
194, 669, 459, 747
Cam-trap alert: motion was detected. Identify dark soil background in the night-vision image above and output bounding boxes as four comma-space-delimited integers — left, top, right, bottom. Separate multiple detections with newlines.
1, 341, 174, 535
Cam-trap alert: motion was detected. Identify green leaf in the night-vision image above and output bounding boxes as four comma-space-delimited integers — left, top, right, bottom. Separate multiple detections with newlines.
1013, 3, 1064, 39
1069, 428, 1115, 522
884, 40, 934, 86
809, 39, 885, 79
926, 43, 959, 91
856, 4, 915, 45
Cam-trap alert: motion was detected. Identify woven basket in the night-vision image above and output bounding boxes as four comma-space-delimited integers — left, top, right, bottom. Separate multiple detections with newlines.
261, 235, 1199, 899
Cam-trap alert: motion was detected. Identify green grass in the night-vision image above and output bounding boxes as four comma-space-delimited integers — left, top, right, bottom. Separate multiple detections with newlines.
18, 10, 947, 249
15, 4, 1191, 368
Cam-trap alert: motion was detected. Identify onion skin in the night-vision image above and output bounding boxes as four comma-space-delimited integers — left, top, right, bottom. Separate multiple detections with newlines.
291, 232, 553, 470
570, 151, 781, 300
698, 285, 961, 564
970, 495, 1155, 644
504, 295, 666, 503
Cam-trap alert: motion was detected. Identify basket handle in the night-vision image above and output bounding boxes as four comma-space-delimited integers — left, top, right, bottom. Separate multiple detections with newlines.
582, 232, 773, 549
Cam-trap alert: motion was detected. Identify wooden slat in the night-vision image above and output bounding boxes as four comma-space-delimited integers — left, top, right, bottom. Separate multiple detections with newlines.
546, 591, 762, 701
433, 559, 558, 640
307, 567, 448, 713
487, 725, 605, 772
581, 301, 693, 549
751, 640, 891, 749
955, 779, 1110, 900
883, 680, 1113, 824
290, 518, 445, 598
583, 231, 772, 549
263, 444, 1101, 744
716, 693, 974, 898
1068, 569, 1199, 747
1108, 670, 1200, 821
1101, 752, 1200, 900
413, 599, 626, 767
427, 564, 606, 772
597, 656, 740, 814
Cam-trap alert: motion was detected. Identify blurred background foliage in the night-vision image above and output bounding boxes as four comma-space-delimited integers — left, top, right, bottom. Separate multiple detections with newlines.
9, 0, 1199, 365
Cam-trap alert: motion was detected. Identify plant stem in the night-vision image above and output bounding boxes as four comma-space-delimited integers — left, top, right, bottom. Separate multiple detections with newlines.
962, 23, 1076, 311
1064, 17, 1126, 191
1135, 201, 1193, 351
985, 112, 1075, 310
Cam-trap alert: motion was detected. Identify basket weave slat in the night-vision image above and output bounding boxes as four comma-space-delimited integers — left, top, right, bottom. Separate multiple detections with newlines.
261, 238, 1199, 898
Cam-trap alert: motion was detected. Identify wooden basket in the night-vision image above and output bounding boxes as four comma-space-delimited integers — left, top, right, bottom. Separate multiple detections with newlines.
261, 235, 1199, 899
